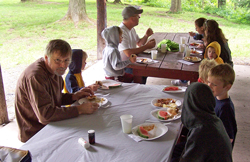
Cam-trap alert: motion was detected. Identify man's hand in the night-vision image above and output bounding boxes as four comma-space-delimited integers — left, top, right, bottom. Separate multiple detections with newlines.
72, 87, 94, 101
145, 28, 154, 37
129, 54, 137, 63
145, 39, 156, 49
88, 84, 100, 92
77, 102, 99, 115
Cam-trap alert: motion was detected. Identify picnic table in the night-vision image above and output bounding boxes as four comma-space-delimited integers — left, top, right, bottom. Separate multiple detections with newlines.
127, 32, 203, 83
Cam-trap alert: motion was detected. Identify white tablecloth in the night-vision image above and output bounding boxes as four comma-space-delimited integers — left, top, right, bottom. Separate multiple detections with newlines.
20, 83, 184, 162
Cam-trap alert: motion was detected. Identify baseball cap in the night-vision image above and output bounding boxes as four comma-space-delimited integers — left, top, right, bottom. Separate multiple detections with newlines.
122, 6, 143, 19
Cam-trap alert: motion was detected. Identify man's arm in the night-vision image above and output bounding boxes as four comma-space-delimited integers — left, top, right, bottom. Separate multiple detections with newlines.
137, 28, 154, 47
123, 39, 156, 57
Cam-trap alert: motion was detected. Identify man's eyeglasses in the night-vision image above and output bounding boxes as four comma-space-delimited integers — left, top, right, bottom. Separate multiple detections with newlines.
53, 58, 71, 65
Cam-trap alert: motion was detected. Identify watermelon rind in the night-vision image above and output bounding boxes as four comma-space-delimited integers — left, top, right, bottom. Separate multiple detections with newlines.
137, 127, 149, 139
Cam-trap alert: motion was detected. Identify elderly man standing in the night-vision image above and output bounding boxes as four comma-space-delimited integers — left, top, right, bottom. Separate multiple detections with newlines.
15, 39, 99, 142
118, 6, 156, 84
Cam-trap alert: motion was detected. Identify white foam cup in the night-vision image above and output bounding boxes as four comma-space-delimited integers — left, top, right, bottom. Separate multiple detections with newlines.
180, 37, 186, 44
161, 44, 167, 53
179, 44, 185, 52
120, 115, 133, 134
151, 50, 158, 60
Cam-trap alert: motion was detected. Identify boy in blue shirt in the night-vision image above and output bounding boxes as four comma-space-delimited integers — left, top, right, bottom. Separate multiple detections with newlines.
207, 63, 237, 147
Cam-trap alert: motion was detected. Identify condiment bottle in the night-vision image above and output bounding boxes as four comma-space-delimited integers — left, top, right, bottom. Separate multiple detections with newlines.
88, 130, 95, 144
78, 137, 90, 149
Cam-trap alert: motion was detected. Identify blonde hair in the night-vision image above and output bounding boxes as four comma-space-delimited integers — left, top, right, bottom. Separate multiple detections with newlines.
208, 63, 235, 87
199, 59, 218, 82
82, 51, 88, 60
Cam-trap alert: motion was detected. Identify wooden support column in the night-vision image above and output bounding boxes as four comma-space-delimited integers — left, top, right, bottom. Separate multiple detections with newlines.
97, 0, 107, 60
0, 65, 9, 125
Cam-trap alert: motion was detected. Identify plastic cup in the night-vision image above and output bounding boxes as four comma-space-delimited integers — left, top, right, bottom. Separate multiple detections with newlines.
179, 44, 185, 52
180, 37, 186, 44
160, 44, 167, 53
120, 115, 133, 134
185, 47, 191, 57
151, 50, 158, 60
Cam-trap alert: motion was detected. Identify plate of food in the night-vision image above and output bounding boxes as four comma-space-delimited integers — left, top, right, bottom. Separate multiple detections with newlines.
190, 49, 203, 55
136, 57, 153, 64
78, 95, 108, 107
143, 49, 152, 54
189, 42, 200, 47
151, 98, 182, 108
183, 56, 202, 63
150, 108, 181, 122
131, 123, 168, 140
162, 86, 187, 93
96, 80, 122, 89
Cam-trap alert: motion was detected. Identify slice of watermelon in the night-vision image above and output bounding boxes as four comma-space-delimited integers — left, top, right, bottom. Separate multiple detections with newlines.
164, 86, 180, 91
157, 110, 169, 120
109, 83, 122, 88
137, 126, 149, 138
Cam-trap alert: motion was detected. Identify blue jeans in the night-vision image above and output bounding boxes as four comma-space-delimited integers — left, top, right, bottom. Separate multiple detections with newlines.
125, 68, 147, 84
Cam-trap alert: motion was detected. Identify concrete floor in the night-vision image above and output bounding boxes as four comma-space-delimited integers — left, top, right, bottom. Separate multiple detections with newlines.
0, 61, 249, 162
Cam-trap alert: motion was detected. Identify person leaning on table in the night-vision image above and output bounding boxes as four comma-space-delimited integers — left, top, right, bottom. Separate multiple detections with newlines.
118, 5, 156, 84
15, 39, 99, 142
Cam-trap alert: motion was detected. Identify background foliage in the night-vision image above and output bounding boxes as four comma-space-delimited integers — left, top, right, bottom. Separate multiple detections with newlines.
0, 0, 249, 68
129, 0, 250, 24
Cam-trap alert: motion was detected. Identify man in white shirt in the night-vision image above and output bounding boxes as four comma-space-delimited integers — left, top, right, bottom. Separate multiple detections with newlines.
118, 6, 156, 84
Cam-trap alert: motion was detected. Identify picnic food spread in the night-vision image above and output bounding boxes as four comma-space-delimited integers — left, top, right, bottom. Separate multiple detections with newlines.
140, 58, 148, 63
157, 108, 179, 120
157, 39, 179, 52
183, 56, 201, 62
154, 98, 178, 107
189, 42, 199, 46
137, 124, 155, 138
87, 95, 97, 100
163, 86, 180, 91
87, 95, 105, 104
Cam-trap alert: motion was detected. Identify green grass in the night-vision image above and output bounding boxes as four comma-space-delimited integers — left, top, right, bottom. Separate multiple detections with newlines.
0, 0, 250, 68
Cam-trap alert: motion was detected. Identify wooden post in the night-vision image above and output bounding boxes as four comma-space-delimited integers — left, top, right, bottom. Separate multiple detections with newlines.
0, 65, 9, 125
97, 0, 107, 60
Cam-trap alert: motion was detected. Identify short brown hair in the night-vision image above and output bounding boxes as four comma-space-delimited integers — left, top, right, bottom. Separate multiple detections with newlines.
208, 63, 235, 87
45, 39, 72, 58
199, 59, 218, 82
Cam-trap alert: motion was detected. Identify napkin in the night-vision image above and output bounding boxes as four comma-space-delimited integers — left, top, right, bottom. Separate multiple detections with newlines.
178, 60, 194, 65
128, 134, 142, 142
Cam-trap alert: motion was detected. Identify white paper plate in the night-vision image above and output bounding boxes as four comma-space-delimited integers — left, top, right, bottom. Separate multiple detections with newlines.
78, 97, 108, 107
132, 123, 168, 140
143, 49, 151, 54
150, 108, 181, 122
136, 57, 153, 64
162, 86, 187, 93
183, 56, 202, 63
151, 98, 182, 108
